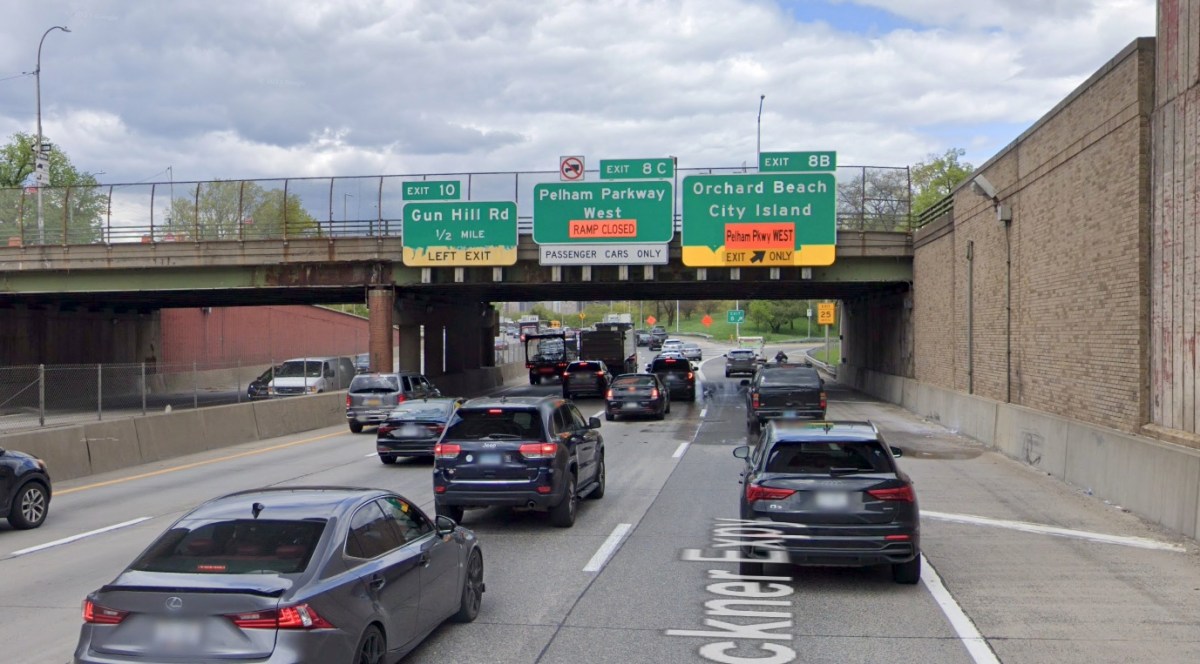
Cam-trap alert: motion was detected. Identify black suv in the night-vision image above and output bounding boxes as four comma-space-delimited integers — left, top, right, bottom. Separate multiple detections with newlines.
648, 326, 668, 351
1, 446, 52, 529
733, 421, 920, 584
649, 354, 696, 401
433, 396, 604, 528
563, 360, 611, 400
346, 371, 440, 433
744, 364, 826, 433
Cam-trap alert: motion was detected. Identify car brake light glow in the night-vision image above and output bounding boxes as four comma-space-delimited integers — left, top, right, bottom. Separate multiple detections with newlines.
229, 604, 334, 630
665, 358, 676, 363
487, 409, 504, 414
745, 484, 796, 502
650, 388, 659, 399
378, 425, 394, 436
867, 485, 915, 502
751, 392, 760, 408
595, 370, 605, 376
885, 534, 911, 541
519, 442, 557, 459
687, 371, 694, 380
345, 395, 351, 408
396, 394, 406, 405
605, 389, 614, 399
82, 599, 128, 625
434, 443, 461, 459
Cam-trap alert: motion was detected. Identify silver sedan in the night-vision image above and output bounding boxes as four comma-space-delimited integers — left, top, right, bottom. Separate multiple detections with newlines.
681, 342, 703, 361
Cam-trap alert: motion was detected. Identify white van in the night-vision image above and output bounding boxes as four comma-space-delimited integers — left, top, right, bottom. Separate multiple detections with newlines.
268, 356, 356, 397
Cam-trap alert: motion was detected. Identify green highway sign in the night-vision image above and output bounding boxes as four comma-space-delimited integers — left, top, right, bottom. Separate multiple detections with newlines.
600, 158, 675, 180
681, 172, 837, 267
532, 181, 674, 244
402, 201, 517, 266
759, 151, 837, 173
403, 180, 463, 200
727, 309, 745, 323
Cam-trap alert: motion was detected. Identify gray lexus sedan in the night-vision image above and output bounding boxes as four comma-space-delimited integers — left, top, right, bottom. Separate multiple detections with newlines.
74, 487, 484, 664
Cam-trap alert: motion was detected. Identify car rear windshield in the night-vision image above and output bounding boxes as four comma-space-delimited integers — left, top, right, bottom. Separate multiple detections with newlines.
728, 350, 755, 359
350, 376, 400, 393
765, 440, 892, 474
388, 402, 454, 421
612, 376, 656, 388
567, 362, 603, 373
445, 408, 547, 440
129, 519, 326, 575
651, 358, 691, 373
759, 368, 821, 387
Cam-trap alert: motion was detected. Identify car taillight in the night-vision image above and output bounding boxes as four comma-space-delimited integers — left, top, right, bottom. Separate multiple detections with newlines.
519, 442, 557, 459
345, 395, 351, 408
867, 485, 915, 502
820, 392, 827, 409
751, 392, 760, 408
526, 362, 532, 368
82, 599, 128, 625
595, 370, 605, 376
396, 394, 406, 405
434, 443, 461, 459
229, 604, 333, 630
428, 424, 445, 435
605, 389, 614, 399
687, 371, 694, 380
745, 484, 796, 502
378, 424, 394, 436
650, 388, 659, 399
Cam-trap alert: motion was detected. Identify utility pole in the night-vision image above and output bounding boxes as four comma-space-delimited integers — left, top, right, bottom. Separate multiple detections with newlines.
756, 94, 766, 170
34, 25, 71, 244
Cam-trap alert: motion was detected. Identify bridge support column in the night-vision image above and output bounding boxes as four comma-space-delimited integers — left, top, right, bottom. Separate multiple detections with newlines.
444, 306, 483, 375
368, 286, 395, 373
397, 324, 421, 373
424, 317, 446, 378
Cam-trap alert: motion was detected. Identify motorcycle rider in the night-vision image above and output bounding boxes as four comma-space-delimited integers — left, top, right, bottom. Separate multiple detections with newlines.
774, 350, 788, 364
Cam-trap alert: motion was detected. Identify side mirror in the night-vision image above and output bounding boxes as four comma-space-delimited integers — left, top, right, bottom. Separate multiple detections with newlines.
739, 379, 750, 387
732, 445, 750, 459
589, 416, 602, 429
890, 446, 903, 458
435, 514, 457, 535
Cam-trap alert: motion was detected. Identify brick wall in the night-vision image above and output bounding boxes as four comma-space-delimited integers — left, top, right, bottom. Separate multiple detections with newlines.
911, 39, 1155, 434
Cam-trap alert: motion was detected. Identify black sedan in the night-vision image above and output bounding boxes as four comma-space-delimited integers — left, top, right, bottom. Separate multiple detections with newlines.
604, 373, 670, 421
732, 421, 921, 584
375, 397, 463, 464
246, 365, 282, 401
0, 446, 51, 529
74, 487, 484, 664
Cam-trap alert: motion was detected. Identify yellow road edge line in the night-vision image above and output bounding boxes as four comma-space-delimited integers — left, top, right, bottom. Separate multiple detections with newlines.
57, 431, 344, 496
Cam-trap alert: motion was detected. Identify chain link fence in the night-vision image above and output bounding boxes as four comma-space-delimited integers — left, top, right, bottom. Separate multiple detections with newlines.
0, 165, 913, 247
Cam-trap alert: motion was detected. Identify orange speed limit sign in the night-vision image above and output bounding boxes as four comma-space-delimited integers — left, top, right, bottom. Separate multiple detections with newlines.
817, 303, 836, 325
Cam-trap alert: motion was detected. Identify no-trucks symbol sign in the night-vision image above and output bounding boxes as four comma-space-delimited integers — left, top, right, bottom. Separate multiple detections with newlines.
560, 155, 585, 181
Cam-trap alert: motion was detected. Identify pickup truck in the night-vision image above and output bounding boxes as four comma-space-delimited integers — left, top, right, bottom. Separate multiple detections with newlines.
742, 364, 826, 433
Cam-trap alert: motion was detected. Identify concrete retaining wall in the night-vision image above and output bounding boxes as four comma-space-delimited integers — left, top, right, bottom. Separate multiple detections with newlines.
1, 359, 528, 483
844, 364, 1200, 539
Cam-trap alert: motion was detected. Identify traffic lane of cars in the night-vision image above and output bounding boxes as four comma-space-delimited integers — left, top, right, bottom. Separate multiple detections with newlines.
0, 392, 703, 662
549, 389, 972, 664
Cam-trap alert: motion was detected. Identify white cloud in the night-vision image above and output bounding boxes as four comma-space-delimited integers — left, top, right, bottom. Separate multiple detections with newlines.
0, 0, 1157, 184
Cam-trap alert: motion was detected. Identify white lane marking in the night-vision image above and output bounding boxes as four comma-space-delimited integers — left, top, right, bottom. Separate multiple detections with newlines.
921, 554, 1001, 664
10, 517, 153, 557
672, 442, 690, 458
365, 453, 377, 457
923, 510, 1186, 552
589, 409, 605, 421
583, 523, 633, 572
700, 408, 707, 418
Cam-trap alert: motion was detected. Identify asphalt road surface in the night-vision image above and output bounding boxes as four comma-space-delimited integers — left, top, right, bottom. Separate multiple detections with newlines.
2, 339, 1198, 663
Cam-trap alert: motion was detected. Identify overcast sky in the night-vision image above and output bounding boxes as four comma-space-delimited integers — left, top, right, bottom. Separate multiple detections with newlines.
0, 0, 1157, 187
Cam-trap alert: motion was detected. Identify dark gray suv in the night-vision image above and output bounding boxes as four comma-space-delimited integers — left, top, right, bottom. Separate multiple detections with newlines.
733, 421, 920, 584
345, 372, 440, 433
433, 396, 604, 528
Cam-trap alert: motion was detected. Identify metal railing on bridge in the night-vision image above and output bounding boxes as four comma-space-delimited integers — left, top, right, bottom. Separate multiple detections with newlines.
0, 166, 913, 247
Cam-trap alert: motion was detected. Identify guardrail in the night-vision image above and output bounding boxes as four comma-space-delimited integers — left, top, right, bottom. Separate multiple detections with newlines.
911, 194, 954, 230
1, 166, 913, 247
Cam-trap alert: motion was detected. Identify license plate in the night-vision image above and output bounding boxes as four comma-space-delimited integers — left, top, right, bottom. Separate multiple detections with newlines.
815, 491, 849, 509
153, 619, 204, 651
478, 452, 502, 465
364, 398, 382, 407
623, 402, 639, 410
782, 411, 797, 418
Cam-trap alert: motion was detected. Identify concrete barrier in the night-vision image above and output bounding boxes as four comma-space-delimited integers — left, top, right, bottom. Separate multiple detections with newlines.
846, 365, 1200, 540
80, 420, 143, 476
0, 360, 531, 484
0, 426, 91, 481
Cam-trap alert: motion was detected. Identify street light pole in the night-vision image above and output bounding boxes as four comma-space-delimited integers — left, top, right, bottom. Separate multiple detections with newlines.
755, 94, 765, 171
34, 25, 70, 245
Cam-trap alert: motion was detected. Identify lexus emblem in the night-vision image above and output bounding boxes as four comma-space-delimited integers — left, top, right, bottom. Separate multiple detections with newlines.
165, 596, 184, 611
